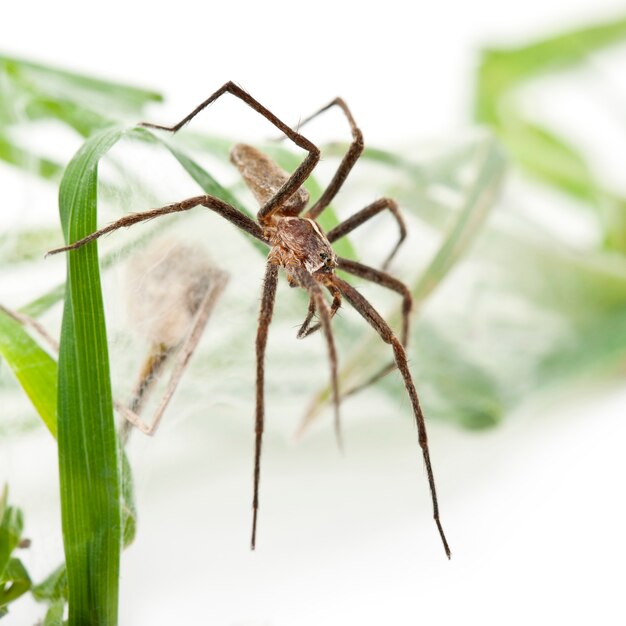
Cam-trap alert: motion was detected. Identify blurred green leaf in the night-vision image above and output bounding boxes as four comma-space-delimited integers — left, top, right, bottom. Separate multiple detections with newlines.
0, 307, 57, 436
23, 96, 113, 137
32, 565, 68, 604
0, 485, 21, 577
0, 558, 31, 610
0, 487, 32, 614
0, 132, 62, 179
0, 54, 162, 179
475, 14, 626, 251
120, 452, 136, 548
42, 599, 66, 626
476, 15, 626, 123
32, 564, 68, 624
0, 54, 161, 120
0, 227, 62, 265
403, 321, 508, 430
499, 119, 596, 202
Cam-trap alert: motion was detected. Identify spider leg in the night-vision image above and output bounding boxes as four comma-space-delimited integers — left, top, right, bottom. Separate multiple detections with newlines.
335, 257, 412, 397
294, 98, 363, 221
139, 81, 320, 224
330, 257, 413, 398
336, 257, 412, 345
118, 342, 173, 443
117, 269, 229, 440
331, 275, 451, 559
275, 97, 364, 220
296, 296, 317, 338
252, 262, 279, 550
293, 269, 342, 450
327, 198, 407, 270
296, 283, 342, 339
47, 195, 267, 255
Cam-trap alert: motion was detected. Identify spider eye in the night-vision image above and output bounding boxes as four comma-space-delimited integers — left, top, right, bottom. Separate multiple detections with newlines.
320, 252, 328, 260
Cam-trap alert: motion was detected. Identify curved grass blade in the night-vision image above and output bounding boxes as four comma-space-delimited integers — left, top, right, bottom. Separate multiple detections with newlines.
55, 124, 249, 623
57, 125, 131, 626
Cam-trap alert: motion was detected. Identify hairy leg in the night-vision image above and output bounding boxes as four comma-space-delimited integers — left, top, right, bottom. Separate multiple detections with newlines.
295, 98, 364, 221
335, 257, 413, 396
119, 343, 173, 443
327, 198, 407, 270
294, 270, 342, 450
48, 195, 267, 255
296, 283, 342, 339
337, 258, 412, 345
332, 275, 451, 559
139, 81, 320, 223
251, 263, 279, 550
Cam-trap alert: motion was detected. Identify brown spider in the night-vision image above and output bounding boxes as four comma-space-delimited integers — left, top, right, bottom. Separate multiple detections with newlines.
49, 82, 451, 558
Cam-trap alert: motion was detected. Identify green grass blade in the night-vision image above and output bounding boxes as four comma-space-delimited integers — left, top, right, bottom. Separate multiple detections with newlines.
32, 564, 69, 624
57, 125, 128, 626
0, 308, 57, 436
0, 305, 136, 541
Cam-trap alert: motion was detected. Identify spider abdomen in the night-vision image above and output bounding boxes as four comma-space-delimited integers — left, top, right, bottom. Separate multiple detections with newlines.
230, 144, 310, 217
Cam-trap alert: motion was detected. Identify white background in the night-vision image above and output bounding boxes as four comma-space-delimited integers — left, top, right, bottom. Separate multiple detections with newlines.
2, 1, 626, 624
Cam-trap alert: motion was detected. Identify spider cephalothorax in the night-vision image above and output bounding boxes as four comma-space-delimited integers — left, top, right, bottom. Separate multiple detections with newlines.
50, 82, 450, 559
267, 217, 337, 283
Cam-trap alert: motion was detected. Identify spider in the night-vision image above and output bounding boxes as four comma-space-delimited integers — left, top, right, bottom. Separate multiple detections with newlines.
49, 82, 451, 559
